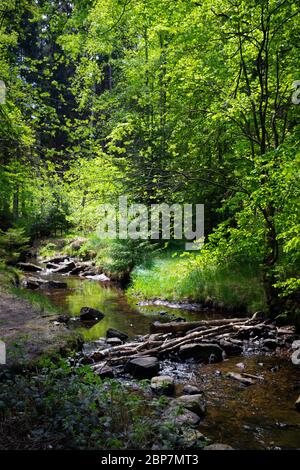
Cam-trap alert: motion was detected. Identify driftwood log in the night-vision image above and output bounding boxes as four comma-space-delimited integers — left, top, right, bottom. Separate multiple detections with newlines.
150, 317, 247, 335
87, 312, 295, 368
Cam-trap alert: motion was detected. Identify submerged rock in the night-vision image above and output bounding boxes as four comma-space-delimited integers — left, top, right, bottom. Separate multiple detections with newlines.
236, 362, 245, 369
125, 356, 159, 379
151, 375, 175, 396
80, 307, 104, 322
226, 372, 255, 386
179, 343, 224, 363
106, 328, 128, 341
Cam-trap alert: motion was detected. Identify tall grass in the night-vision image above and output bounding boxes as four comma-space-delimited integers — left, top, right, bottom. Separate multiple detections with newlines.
129, 254, 266, 313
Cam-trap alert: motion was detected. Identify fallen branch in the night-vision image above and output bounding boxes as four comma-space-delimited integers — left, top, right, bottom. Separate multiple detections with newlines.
150, 317, 246, 335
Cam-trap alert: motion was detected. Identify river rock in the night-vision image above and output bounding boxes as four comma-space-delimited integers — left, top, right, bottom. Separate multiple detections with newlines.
181, 429, 207, 447
106, 328, 128, 341
295, 396, 300, 411
219, 339, 243, 356
106, 337, 123, 346
179, 343, 224, 363
236, 323, 267, 339
171, 394, 206, 416
80, 307, 104, 321
204, 443, 234, 450
21, 277, 67, 289
57, 314, 70, 324
163, 406, 201, 426
18, 262, 42, 272
182, 384, 202, 395
21, 277, 41, 289
94, 364, 114, 379
291, 349, 300, 366
236, 362, 245, 369
52, 260, 76, 274
262, 338, 280, 350
125, 356, 159, 379
151, 376, 175, 396
226, 372, 255, 386
292, 340, 300, 350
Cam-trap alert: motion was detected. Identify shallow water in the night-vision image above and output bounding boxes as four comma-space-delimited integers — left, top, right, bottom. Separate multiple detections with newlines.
19, 272, 300, 449
20, 273, 224, 340
162, 355, 300, 450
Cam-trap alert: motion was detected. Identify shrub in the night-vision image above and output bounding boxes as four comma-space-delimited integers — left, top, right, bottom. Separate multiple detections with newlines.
0, 360, 204, 450
0, 227, 30, 265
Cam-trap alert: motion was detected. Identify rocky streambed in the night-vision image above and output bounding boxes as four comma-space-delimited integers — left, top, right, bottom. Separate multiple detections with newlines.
15, 256, 300, 449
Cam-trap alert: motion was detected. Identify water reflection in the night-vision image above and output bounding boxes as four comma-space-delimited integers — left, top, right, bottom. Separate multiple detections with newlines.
19, 276, 223, 340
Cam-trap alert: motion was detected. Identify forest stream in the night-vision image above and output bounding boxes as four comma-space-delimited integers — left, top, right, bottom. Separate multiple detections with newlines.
17, 266, 300, 450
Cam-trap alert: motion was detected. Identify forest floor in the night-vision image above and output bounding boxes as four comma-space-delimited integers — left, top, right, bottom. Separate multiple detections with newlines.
0, 289, 81, 367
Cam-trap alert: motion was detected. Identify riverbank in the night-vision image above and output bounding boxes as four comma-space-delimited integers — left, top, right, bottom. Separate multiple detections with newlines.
1, 255, 300, 450
33, 236, 268, 315
0, 286, 82, 367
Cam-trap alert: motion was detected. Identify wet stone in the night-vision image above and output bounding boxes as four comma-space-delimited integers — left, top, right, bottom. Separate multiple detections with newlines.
170, 394, 206, 417
151, 375, 175, 396
106, 337, 123, 346
182, 384, 202, 395
226, 372, 255, 386
291, 349, 300, 366
163, 406, 201, 427
80, 307, 104, 321
179, 343, 224, 363
106, 328, 128, 341
125, 356, 159, 379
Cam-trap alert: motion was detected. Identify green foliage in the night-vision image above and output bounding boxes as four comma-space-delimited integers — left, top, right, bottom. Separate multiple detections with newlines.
0, 0, 300, 316
76, 233, 161, 280
0, 360, 199, 450
0, 261, 20, 289
0, 227, 29, 264
129, 252, 266, 313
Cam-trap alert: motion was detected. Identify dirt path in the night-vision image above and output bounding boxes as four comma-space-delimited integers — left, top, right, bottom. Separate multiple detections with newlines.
0, 289, 81, 367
